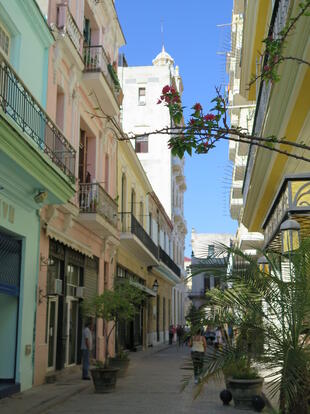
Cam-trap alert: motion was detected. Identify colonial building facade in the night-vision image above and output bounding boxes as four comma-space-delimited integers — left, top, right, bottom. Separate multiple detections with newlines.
118, 47, 187, 327
34, 0, 124, 385
229, 0, 310, 254
0, 0, 73, 396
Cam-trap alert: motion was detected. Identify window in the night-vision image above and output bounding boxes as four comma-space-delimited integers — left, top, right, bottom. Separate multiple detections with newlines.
105, 154, 109, 193
138, 87, 146, 105
208, 244, 215, 257
135, 135, 148, 153
0, 23, 10, 57
139, 201, 144, 225
149, 213, 152, 237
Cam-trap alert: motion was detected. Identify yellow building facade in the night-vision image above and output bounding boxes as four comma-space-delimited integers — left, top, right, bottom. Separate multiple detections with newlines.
238, 0, 310, 251
117, 140, 181, 350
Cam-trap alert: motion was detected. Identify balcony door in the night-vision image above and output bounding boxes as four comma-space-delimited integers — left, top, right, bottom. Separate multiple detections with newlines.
79, 130, 89, 183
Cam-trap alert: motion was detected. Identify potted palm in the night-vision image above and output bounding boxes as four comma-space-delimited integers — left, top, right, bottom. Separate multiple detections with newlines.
188, 239, 310, 413
83, 280, 144, 393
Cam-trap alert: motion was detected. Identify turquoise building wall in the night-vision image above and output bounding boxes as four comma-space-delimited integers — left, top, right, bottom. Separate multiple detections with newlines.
0, 0, 55, 393
0, 0, 53, 106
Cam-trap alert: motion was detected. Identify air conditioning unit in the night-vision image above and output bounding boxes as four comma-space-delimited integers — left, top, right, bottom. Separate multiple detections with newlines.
76, 286, 84, 299
48, 278, 63, 295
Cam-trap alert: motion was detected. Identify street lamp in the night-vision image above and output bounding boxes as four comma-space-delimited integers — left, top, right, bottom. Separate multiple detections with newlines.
257, 255, 270, 274
152, 279, 159, 294
280, 217, 300, 254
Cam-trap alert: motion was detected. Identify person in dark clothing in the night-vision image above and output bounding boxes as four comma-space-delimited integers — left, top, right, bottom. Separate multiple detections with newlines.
169, 324, 174, 345
176, 325, 184, 346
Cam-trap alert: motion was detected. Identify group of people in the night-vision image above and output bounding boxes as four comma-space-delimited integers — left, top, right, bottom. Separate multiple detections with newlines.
168, 324, 189, 346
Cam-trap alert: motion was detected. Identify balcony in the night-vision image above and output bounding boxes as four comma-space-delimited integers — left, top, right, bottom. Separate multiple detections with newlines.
172, 156, 182, 174
120, 213, 159, 266
173, 206, 183, 223
83, 45, 123, 114
79, 183, 118, 237
57, 3, 83, 58
0, 53, 76, 182
159, 247, 180, 277
243, 0, 290, 203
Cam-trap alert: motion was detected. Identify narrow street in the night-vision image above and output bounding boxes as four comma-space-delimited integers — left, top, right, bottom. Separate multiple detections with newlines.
44, 346, 252, 414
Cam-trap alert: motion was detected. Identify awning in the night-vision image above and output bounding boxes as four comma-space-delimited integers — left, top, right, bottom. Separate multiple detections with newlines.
46, 225, 93, 258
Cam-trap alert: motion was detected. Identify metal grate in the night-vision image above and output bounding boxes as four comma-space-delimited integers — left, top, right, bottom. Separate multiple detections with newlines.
0, 233, 21, 296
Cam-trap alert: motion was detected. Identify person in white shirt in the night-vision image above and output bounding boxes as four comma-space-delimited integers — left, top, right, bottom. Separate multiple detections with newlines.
189, 328, 207, 384
81, 319, 93, 380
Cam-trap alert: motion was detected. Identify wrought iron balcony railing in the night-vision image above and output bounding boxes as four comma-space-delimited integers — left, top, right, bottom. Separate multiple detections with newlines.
79, 182, 118, 228
159, 247, 180, 277
120, 212, 159, 259
0, 53, 76, 181
57, 3, 82, 55
83, 45, 122, 100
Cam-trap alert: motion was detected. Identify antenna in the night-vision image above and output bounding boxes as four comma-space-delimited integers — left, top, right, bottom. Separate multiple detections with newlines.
161, 19, 164, 49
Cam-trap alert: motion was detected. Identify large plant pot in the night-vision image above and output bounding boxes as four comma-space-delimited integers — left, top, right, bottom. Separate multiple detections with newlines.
227, 377, 264, 410
110, 358, 130, 378
90, 367, 119, 393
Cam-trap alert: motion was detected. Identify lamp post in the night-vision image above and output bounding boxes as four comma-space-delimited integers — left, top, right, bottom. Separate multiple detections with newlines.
280, 216, 300, 254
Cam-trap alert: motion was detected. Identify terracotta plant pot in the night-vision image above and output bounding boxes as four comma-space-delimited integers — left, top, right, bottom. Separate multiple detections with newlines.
109, 358, 130, 378
227, 377, 264, 410
90, 367, 119, 393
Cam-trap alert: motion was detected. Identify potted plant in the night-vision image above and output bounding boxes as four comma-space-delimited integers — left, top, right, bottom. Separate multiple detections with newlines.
83, 280, 144, 393
223, 358, 263, 410
109, 348, 130, 378
187, 239, 310, 413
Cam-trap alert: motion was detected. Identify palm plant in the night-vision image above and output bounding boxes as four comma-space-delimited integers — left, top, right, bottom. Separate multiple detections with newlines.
188, 239, 310, 414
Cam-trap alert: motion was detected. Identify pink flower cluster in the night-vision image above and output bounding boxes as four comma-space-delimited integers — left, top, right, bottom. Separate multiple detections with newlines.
157, 85, 181, 105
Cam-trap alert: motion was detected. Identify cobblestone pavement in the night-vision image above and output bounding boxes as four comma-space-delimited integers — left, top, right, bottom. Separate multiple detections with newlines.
45, 346, 254, 414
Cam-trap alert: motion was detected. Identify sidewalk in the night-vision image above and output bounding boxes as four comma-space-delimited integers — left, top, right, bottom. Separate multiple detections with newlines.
0, 343, 171, 414
0, 345, 270, 414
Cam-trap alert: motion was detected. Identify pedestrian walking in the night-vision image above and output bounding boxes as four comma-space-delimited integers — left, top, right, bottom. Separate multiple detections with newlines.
176, 325, 184, 347
189, 328, 207, 384
81, 318, 93, 380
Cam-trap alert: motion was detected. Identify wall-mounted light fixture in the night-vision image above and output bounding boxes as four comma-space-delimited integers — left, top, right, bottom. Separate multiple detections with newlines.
34, 190, 48, 204
257, 255, 270, 274
280, 216, 300, 254
40, 254, 55, 270
152, 279, 159, 293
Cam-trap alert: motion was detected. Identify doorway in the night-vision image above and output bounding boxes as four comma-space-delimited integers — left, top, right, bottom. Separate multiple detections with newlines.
47, 298, 58, 371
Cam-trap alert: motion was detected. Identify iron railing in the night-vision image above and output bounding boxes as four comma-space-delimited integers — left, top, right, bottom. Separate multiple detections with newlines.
83, 45, 121, 100
0, 53, 76, 181
57, 3, 82, 55
79, 183, 118, 228
159, 247, 180, 277
120, 212, 159, 259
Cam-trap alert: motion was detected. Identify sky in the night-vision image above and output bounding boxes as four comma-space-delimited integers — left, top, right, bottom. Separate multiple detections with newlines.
115, 0, 238, 257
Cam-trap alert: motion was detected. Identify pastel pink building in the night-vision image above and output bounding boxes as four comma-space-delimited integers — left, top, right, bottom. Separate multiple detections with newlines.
34, 0, 125, 385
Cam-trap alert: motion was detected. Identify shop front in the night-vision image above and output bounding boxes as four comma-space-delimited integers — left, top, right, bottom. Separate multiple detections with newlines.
44, 239, 100, 375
